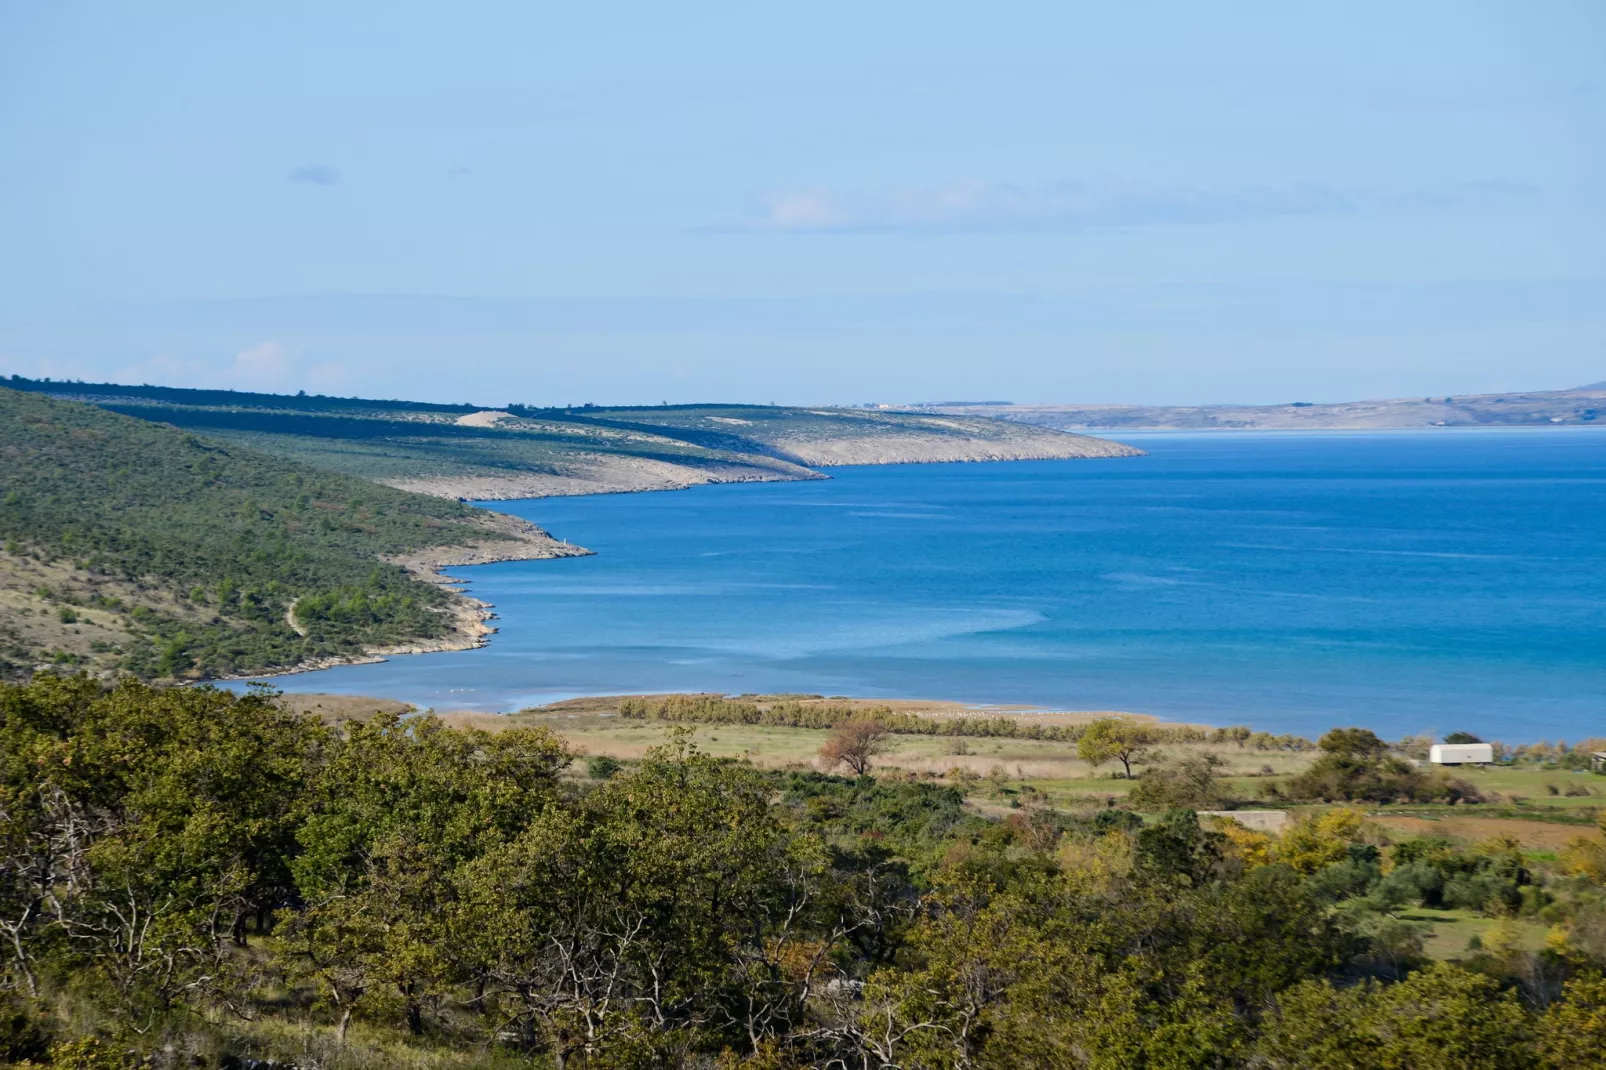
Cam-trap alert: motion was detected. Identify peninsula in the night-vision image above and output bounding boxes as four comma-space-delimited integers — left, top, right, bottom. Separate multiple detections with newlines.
5, 377, 1143, 501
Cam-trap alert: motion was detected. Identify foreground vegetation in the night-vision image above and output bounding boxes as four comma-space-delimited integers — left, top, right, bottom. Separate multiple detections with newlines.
5, 677, 1606, 1068
0, 388, 530, 681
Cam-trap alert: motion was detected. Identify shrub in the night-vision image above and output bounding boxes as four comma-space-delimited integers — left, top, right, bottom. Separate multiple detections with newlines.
586, 754, 623, 780
1126, 755, 1230, 810
1285, 728, 1480, 803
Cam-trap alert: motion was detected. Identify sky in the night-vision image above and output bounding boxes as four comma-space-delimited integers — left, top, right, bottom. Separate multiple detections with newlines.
1, 1, 1602, 407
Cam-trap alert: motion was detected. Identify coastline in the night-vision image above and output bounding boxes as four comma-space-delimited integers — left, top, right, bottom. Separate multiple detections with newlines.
226, 447, 1143, 682
380, 432, 1145, 502
266, 688, 1175, 729
222, 512, 593, 681
925, 385, 1606, 432
383, 459, 820, 502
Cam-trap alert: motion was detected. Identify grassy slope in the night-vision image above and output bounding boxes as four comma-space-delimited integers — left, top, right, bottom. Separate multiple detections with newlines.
0, 387, 531, 680
3, 378, 1140, 497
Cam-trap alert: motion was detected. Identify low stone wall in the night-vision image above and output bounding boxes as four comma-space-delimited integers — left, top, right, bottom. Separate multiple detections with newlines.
1200, 810, 1289, 833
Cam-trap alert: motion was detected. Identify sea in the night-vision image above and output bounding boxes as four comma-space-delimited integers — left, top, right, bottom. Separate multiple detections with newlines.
238, 429, 1606, 742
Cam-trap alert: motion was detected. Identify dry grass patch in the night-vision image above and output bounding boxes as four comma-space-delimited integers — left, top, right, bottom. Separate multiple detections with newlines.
273, 692, 416, 725
1369, 814, 1604, 852
0, 548, 209, 676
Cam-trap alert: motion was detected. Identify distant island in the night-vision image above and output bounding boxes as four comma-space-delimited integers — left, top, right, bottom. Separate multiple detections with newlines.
922, 381, 1604, 430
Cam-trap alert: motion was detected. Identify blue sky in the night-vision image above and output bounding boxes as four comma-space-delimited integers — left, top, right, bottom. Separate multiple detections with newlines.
1, 2, 1601, 406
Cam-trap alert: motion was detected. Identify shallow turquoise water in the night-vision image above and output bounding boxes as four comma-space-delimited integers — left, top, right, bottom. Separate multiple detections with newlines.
246, 430, 1606, 741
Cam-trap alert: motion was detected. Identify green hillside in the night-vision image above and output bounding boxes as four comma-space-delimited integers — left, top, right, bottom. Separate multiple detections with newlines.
0, 386, 528, 680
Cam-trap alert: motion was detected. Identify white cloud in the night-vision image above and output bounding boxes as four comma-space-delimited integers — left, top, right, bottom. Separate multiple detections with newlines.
0, 354, 98, 381
305, 361, 349, 391
761, 188, 845, 229
112, 353, 199, 386
107, 341, 341, 394
720, 178, 1528, 234
230, 341, 293, 387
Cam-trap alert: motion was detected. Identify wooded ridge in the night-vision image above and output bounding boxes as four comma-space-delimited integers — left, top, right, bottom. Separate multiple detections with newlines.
0, 387, 578, 682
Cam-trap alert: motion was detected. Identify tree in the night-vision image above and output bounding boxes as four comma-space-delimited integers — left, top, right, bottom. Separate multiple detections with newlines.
1258, 965, 1537, 1070
1255, 978, 1380, 1069
276, 712, 569, 1038
1538, 973, 1606, 1068
457, 735, 804, 1064
1126, 754, 1228, 810
1277, 808, 1368, 875
1077, 718, 1155, 779
0, 676, 326, 1019
820, 719, 890, 776
1444, 731, 1484, 745
1285, 727, 1477, 804
1134, 808, 1223, 886
1317, 727, 1390, 759
1369, 962, 1535, 1069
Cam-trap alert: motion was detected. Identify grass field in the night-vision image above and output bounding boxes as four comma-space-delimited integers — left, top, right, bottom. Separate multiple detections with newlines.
1466, 764, 1606, 808
1403, 907, 1552, 960
491, 708, 1606, 850
507, 710, 1302, 798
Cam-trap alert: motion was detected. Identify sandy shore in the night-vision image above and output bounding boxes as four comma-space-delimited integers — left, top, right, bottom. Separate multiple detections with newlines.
262, 690, 1168, 729
521, 692, 1161, 723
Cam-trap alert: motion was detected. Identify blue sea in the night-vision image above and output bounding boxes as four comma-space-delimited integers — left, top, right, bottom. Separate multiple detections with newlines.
244, 430, 1606, 742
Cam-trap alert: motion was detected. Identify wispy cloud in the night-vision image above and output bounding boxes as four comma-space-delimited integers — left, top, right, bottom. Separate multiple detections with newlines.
715, 178, 1530, 234
228, 340, 292, 386
287, 164, 341, 186
110, 342, 346, 393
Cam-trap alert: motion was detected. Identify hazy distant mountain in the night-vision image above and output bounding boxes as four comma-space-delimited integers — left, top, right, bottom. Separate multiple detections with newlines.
924, 384, 1604, 431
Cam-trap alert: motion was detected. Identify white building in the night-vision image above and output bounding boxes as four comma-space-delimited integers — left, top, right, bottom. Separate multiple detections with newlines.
1429, 743, 1494, 766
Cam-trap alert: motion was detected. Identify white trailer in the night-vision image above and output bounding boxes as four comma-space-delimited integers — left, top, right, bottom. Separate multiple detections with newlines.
1429, 743, 1494, 766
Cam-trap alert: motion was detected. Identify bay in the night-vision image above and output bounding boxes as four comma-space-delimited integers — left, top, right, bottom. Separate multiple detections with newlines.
243, 429, 1606, 741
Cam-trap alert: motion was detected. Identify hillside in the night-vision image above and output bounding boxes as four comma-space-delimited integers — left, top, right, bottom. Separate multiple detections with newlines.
0, 387, 586, 681
4, 377, 1143, 500
925, 383, 1605, 430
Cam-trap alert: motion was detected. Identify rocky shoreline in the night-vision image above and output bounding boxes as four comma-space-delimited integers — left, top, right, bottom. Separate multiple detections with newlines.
382, 430, 1142, 502
229, 513, 593, 681
383, 457, 820, 502
244, 438, 1144, 679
